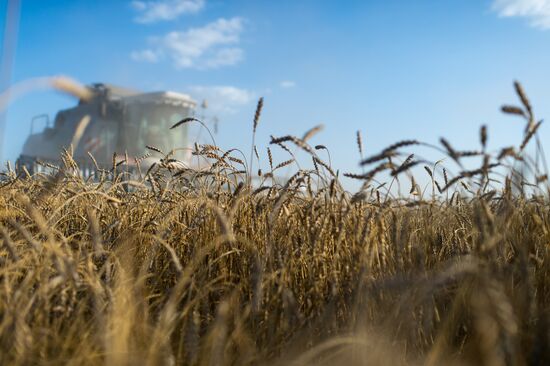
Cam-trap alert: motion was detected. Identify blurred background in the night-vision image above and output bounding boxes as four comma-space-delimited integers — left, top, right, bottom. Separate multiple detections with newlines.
1, 0, 550, 185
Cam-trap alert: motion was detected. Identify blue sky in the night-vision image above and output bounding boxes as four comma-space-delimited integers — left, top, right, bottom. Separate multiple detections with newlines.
2, 0, 550, 185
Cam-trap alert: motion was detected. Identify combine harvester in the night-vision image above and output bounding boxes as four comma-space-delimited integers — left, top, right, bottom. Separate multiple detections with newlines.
16, 83, 197, 177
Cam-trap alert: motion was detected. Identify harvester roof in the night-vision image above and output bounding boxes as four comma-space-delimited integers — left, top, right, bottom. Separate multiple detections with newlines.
84, 83, 197, 108
122, 91, 196, 108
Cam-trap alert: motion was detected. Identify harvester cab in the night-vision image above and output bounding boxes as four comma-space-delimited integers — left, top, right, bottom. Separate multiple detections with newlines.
17, 83, 196, 176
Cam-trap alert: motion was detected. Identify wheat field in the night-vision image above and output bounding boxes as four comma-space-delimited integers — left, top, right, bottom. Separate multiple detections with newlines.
0, 82, 548, 365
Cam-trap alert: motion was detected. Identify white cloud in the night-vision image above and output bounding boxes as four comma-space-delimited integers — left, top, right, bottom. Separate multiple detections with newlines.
131, 17, 245, 69
492, 0, 550, 29
130, 49, 162, 62
189, 85, 254, 114
280, 80, 296, 88
203, 47, 244, 68
132, 0, 205, 23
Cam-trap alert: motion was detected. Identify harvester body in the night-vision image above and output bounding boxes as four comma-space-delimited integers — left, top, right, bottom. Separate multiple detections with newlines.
17, 83, 196, 175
